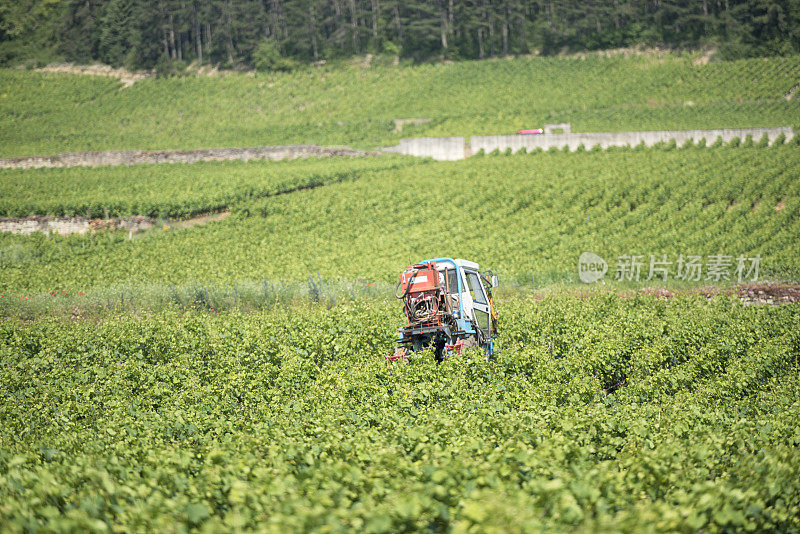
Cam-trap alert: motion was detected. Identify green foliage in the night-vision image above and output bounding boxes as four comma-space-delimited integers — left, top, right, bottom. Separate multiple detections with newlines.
0, 156, 411, 218
0, 15, 797, 531
5, 0, 800, 69
153, 57, 187, 78
253, 40, 298, 72
0, 296, 798, 531
1, 54, 799, 156
1, 146, 798, 294
382, 41, 401, 56
0, 0, 62, 67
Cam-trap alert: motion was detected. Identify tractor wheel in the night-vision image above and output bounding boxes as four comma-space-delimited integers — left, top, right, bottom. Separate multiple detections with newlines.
434, 337, 447, 362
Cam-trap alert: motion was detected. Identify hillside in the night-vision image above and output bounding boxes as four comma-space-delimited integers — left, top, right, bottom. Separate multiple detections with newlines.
1, 54, 799, 157
5, 0, 798, 69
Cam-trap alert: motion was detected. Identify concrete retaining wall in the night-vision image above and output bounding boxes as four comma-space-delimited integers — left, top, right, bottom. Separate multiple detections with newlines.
385, 127, 795, 160
471, 127, 795, 153
0, 145, 375, 169
4, 128, 793, 168
383, 137, 466, 161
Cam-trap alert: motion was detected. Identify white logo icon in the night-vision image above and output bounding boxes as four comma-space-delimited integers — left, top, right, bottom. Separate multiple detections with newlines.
579, 252, 608, 283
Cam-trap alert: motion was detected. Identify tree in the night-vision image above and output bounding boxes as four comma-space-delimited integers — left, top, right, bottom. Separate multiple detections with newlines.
3, 0, 799, 69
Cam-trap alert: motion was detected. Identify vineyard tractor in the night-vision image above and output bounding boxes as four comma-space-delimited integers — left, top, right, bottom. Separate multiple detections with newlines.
389, 258, 499, 363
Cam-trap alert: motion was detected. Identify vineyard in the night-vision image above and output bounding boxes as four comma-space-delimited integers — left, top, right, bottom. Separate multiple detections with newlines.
0, 156, 410, 219
1, 54, 799, 156
2, 143, 799, 297
2, 51, 800, 532
1, 296, 798, 531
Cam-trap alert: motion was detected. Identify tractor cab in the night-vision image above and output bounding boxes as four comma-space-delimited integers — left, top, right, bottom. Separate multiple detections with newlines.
392, 257, 498, 361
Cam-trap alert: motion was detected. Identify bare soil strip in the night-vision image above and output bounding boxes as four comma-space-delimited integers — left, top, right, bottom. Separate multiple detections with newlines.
0, 145, 379, 170
37, 63, 151, 88
0, 211, 235, 236
0, 216, 155, 236
635, 284, 800, 305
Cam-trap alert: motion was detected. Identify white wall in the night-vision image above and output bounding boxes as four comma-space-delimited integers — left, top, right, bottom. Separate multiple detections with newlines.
383, 127, 795, 160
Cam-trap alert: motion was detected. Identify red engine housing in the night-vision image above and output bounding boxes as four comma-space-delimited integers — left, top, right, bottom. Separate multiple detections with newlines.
399, 262, 440, 294
399, 262, 447, 327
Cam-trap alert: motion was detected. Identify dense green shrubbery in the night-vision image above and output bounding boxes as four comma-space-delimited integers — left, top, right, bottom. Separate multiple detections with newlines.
1, 296, 798, 531
253, 40, 299, 73
8, 0, 800, 70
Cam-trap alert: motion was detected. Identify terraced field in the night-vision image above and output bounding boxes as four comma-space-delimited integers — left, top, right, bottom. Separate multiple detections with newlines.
0, 156, 407, 219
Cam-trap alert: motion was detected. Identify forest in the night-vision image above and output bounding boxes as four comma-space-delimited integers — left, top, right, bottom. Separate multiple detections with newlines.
1, 0, 799, 70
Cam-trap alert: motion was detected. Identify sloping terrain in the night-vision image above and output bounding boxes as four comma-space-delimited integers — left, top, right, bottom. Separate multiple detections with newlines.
0, 156, 409, 219
1, 54, 798, 157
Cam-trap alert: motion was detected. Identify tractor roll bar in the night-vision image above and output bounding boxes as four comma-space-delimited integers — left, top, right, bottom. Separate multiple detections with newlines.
420, 257, 465, 318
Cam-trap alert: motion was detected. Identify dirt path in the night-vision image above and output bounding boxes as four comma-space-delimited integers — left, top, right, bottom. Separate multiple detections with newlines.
633, 284, 800, 305
0, 211, 231, 236
0, 145, 379, 170
0, 216, 154, 236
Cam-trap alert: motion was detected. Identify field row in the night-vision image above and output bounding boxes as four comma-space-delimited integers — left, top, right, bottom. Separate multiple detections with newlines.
2, 141, 797, 219
1, 145, 798, 293
0, 156, 413, 219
